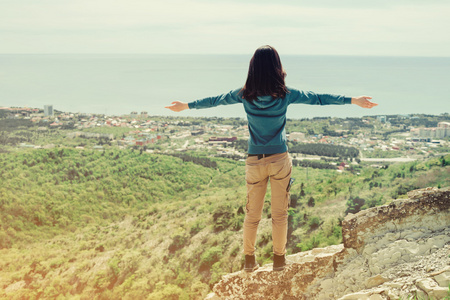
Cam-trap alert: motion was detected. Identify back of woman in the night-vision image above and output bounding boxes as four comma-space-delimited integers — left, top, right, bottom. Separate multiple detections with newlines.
166, 45, 377, 272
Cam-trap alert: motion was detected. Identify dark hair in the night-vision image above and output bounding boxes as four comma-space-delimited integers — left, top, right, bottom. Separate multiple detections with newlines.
241, 45, 288, 101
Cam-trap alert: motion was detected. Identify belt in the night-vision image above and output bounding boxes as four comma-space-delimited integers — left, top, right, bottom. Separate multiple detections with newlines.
248, 153, 275, 160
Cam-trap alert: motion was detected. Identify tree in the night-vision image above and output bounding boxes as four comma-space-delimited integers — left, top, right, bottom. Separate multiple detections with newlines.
345, 197, 365, 215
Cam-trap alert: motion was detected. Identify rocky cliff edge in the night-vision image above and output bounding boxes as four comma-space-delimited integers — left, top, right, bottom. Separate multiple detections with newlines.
206, 187, 450, 300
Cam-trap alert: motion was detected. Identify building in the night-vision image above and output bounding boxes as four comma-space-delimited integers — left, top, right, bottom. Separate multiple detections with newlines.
418, 127, 449, 138
136, 134, 160, 146
44, 105, 53, 117
288, 132, 306, 142
209, 137, 237, 142
191, 130, 204, 136
377, 115, 387, 123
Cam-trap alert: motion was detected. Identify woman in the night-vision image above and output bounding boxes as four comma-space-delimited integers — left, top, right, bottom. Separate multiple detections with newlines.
166, 45, 377, 272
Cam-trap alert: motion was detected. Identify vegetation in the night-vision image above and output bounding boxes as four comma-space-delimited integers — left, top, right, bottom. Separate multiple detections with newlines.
163, 153, 218, 169
362, 148, 404, 158
0, 146, 448, 299
292, 159, 336, 170
289, 142, 359, 158
387, 113, 449, 128
0, 112, 449, 299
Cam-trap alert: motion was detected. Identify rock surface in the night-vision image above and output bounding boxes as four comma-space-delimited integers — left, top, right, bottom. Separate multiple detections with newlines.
208, 187, 450, 299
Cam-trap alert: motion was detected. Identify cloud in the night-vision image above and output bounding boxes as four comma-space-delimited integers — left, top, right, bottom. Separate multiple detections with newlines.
1, 0, 449, 55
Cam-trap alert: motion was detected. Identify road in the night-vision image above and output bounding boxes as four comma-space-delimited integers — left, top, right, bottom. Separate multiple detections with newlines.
360, 157, 417, 163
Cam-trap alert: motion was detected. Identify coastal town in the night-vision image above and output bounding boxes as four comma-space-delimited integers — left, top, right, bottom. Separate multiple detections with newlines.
1, 106, 449, 169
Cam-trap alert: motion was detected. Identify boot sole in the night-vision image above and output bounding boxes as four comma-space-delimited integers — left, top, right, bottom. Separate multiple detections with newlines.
273, 259, 293, 271
244, 265, 259, 272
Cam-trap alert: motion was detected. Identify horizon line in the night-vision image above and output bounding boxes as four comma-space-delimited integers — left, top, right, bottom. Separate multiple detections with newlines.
1, 53, 449, 59
3, 106, 448, 119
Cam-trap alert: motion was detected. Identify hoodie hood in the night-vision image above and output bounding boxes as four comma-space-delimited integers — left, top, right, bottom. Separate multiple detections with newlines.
252, 95, 280, 109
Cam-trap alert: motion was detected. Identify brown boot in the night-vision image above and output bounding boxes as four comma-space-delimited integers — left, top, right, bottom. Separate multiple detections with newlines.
273, 254, 286, 271
244, 255, 259, 272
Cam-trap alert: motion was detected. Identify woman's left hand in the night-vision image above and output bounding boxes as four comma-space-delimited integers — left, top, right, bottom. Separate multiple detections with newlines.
351, 96, 378, 109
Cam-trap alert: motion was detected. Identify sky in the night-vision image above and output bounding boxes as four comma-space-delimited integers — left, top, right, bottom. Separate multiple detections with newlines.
1, 0, 450, 56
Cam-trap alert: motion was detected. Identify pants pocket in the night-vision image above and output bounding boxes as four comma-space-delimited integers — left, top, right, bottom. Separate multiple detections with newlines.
245, 161, 264, 185
270, 155, 292, 181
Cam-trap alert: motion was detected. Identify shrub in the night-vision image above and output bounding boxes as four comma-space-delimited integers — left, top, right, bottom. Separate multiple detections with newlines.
229, 244, 240, 257
148, 283, 189, 300
0, 231, 11, 248
199, 246, 223, 271
189, 219, 206, 236
168, 229, 189, 253
190, 280, 209, 299
297, 232, 324, 251
212, 205, 234, 232
231, 214, 244, 231
363, 195, 384, 209
210, 261, 226, 285
308, 216, 321, 230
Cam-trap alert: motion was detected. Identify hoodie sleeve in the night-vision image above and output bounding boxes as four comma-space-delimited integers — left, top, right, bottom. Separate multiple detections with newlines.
288, 88, 352, 106
188, 88, 243, 109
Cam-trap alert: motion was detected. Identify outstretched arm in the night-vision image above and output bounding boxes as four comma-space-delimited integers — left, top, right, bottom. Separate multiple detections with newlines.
351, 96, 378, 109
166, 88, 243, 112
288, 88, 378, 109
165, 101, 189, 112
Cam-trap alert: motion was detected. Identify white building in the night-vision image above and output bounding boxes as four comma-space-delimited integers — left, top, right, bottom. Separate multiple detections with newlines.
377, 115, 387, 123
414, 124, 450, 138
44, 105, 53, 116
289, 132, 306, 141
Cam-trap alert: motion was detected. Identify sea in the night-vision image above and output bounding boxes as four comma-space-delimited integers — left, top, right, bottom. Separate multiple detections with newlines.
0, 54, 449, 119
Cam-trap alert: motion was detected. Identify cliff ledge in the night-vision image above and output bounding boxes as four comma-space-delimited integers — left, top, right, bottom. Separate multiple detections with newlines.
207, 187, 450, 300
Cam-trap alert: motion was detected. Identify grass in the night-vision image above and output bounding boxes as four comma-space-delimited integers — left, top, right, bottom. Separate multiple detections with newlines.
397, 284, 450, 300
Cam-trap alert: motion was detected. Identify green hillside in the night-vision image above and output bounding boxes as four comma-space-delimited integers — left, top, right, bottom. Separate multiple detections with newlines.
0, 149, 449, 299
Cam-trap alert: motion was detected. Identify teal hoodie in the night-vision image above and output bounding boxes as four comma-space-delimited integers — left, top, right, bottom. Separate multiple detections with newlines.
188, 87, 352, 154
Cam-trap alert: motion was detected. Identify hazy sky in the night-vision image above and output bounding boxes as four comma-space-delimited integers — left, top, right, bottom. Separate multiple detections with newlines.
1, 0, 450, 56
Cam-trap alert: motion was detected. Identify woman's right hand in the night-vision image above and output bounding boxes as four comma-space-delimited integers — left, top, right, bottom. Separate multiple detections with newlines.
351, 96, 378, 109
165, 101, 189, 112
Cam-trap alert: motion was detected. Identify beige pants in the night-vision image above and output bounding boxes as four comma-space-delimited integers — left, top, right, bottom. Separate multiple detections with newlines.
243, 152, 292, 256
